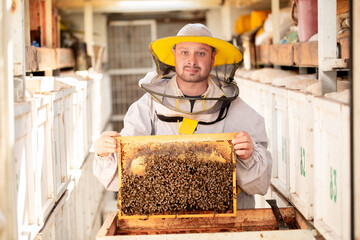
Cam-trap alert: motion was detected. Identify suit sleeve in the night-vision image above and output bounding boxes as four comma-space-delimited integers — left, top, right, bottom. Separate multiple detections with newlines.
236, 117, 272, 196
93, 94, 154, 191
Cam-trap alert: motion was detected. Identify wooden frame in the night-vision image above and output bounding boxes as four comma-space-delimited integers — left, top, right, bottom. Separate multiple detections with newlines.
116, 133, 237, 220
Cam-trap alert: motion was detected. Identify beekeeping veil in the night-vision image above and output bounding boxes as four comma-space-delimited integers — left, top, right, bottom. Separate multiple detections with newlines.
140, 23, 243, 124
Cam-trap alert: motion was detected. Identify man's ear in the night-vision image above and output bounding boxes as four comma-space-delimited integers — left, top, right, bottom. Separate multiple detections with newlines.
211, 49, 217, 66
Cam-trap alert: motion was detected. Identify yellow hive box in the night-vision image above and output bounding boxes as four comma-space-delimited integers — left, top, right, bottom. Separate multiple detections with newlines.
116, 133, 237, 220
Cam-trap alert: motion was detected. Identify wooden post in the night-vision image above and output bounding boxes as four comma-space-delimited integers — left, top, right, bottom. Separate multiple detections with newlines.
12, 0, 26, 101
353, 0, 360, 239
0, 0, 17, 239
44, 0, 53, 76
45, 0, 52, 48
318, 0, 337, 95
24, 0, 31, 46
220, 0, 232, 41
271, 0, 280, 44
84, 0, 94, 66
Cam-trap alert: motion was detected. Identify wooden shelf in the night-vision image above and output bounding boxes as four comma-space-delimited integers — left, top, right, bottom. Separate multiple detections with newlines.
25, 46, 75, 72
293, 41, 318, 67
255, 37, 349, 68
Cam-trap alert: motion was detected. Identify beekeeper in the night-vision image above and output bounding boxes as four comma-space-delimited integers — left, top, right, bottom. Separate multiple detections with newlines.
93, 23, 272, 209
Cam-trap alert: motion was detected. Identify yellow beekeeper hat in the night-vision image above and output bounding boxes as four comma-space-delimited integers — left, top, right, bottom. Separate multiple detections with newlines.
149, 23, 242, 67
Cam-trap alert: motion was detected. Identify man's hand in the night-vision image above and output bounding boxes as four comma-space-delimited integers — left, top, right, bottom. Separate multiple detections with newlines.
232, 131, 253, 160
94, 131, 121, 157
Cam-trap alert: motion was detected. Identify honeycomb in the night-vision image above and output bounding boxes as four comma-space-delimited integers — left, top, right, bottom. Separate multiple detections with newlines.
117, 133, 237, 219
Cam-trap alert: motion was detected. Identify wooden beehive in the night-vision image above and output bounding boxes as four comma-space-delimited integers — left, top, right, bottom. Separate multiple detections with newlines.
96, 208, 319, 239
116, 133, 237, 219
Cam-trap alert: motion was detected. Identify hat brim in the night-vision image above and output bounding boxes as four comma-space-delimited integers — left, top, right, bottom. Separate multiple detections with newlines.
149, 36, 243, 67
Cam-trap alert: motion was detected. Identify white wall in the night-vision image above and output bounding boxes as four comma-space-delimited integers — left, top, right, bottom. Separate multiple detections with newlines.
206, 7, 251, 40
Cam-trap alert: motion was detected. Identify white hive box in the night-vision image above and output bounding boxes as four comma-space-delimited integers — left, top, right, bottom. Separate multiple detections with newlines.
75, 168, 86, 240
90, 73, 103, 138
64, 180, 78, 239
270, 86, 289, 198
236, 77, 262, 114
54, 192, 68, 240
257, 82, 273, 152
82, 158, 95, 239
14, 102, 37, 230
76, 79, 91, 166
85, 79, 93, 154
236, 77, 273, 153
73, 81, 86, 168
26, 76, 55, 93
33, 94, 56, 225
56, 76, 88, 169
287, 90, 315, 220
313, 97, 351, 240
34, 213, 56, 240
90, 72, 112, 138
34, 192, 67, 240
56, 83, 76, 176
87, 154, 105, 221
100, 74, 112, 130
50, 89, 69, 201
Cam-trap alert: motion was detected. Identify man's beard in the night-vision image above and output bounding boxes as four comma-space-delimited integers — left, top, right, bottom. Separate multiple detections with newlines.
177, 66, 208, 83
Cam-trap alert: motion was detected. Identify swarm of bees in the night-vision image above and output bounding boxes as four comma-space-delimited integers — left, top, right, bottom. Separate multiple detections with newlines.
119, 143, 235, 216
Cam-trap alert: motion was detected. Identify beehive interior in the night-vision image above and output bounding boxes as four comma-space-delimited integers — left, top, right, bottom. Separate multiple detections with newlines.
117, 134, 236, 218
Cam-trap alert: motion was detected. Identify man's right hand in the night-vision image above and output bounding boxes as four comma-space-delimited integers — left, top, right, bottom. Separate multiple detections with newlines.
94, 131, 121, 157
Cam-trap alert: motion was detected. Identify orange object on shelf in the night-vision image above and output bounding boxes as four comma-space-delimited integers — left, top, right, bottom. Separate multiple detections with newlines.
235, 14, 251, 35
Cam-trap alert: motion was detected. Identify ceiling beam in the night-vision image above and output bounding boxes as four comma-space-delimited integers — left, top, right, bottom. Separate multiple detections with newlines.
56, 0, 222, 13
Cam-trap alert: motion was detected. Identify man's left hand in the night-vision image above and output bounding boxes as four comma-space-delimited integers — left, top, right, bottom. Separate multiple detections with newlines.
232, 131, 253, 160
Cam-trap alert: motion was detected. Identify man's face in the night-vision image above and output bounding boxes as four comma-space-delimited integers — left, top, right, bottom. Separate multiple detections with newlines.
173, 42, 216, 84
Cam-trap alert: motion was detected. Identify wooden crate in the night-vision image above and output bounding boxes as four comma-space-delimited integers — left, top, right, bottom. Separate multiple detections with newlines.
117, 133, 237, 219
29, 0, 59, 48
293, 41, 319, 67
256, 44, 270, 65
97, 208, 318, 239
269, 44, 294, 66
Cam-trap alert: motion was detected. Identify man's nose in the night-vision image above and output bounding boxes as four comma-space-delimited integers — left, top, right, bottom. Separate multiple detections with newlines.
187, 53, 197, 66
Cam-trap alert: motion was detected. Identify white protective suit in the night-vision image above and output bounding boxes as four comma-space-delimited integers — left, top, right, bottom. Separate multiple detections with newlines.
93, 73, 272, 209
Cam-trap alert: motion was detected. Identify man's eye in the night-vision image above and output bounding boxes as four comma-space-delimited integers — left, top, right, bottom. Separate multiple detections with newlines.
182, 51, 188, 55
197, 52, 206, 56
